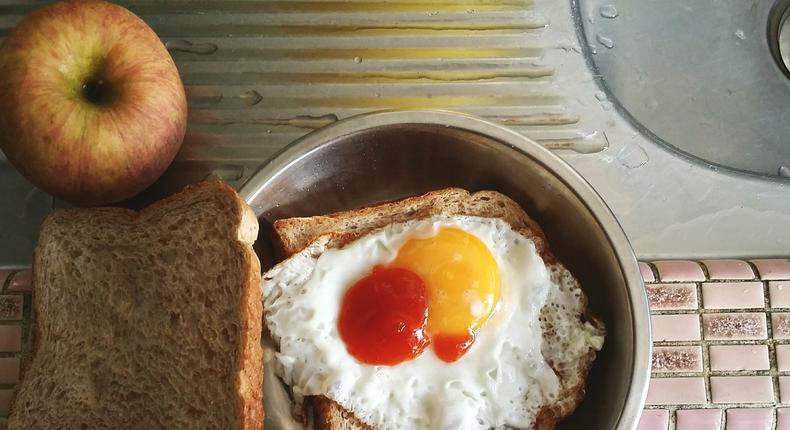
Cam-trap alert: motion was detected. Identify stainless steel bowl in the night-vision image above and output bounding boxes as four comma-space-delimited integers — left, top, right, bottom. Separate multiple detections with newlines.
240, 110, 650, 430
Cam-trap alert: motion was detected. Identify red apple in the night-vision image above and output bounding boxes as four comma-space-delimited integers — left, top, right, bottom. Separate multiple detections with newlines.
0, 0, 187, 205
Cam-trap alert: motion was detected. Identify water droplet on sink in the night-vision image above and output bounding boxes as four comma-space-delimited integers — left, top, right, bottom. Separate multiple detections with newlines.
589, 44, 599, 55
165, 39, 218, 55
617, 143, 649, 169
599, 5, 619, 19
240, 90, 263, 106
595, 91, 608, 101
779, 166, 790, 177
734, 29, 746, 40
596, 34, 615, 49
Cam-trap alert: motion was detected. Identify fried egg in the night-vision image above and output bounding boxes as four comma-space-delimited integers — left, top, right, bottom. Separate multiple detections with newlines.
262, 216, 604, 429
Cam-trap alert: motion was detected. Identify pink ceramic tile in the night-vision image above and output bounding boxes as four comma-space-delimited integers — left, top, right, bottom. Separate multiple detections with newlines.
0, 390, 11, 416
646, 377, 706, 405
777, 345, 790, 371
701, 282, 764, 309
652, 346, 703, 372
637, 409, 668, 430
702, 260, 756, 280
647, 283, 698, 310
709, 345, 769, 371
654, 260, 706, 282
651, 314, 701, 341
710, 376, 774, 403
7, 270, 31, 292
640, 262, 656, 283
0, 358, 19, 385
778, 408, 790, 430
781, 377, 790, 404
0, 297, 22, 321
725, 408, 773, 430
702, 313, 767, 340
771, 281, 790, 308
752, 259, 790, 280
676, 409, 722, 430
773, 313, 790, 339
0, 326, 22, 353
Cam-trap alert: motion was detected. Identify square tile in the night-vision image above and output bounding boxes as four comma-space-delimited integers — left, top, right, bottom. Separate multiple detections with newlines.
0, 358, 19, 385
640, 262, 656, 283
647, 283, 698, 310
725, 408, 772, 430
781, 376, 790, 404
0, 326, 22, 353
751, 259, 790, 280
777, 408, 790, 430
654, 260, 706, 282
702, 260, 755, 280
676, 409, 722, 430
652, 346, 703, 372
0, 297, 23, 321
709, 345, 769, 371
637, 409, 668, 430
777, 345, 790, 371
702, 313, 767, 340
772, 281, 790, 308
652, 314, 701, 341
701, 282, 764, 309
7, 270, 31, 293
0, 389, 11, 416
710, 376, 774, 403
646, 377, 706, 405
773, 313, 790, 339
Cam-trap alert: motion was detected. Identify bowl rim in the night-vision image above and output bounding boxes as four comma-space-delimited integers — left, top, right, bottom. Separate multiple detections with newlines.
240, 109, 651, 430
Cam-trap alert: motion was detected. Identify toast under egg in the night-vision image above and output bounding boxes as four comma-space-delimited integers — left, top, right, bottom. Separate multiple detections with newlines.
268, 188, 604, 430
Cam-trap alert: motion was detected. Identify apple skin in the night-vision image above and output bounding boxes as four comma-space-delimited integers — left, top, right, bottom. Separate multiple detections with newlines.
0, 0, 187, 206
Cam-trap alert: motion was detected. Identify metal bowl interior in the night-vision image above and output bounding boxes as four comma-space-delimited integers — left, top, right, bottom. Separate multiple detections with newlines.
241, 110, 650, 430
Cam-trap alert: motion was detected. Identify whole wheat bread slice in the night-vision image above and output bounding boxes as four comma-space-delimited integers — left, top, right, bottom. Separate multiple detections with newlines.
270, 188, 604, 430
7, 181, 264, 429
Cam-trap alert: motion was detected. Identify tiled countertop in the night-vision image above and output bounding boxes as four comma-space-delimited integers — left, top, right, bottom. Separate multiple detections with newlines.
640, 259, 790, 430
1, 259, 789, 428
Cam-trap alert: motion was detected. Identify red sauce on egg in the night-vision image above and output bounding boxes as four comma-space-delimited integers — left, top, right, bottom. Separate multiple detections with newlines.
432, 333, 475, 363
338, 266, 430, 365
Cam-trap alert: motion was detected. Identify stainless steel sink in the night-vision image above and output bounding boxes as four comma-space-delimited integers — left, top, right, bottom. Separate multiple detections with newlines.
563, 0, 790, 257
575, 0, 790, 178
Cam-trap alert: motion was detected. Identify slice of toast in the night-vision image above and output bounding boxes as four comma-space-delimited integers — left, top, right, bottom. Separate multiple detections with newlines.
8, 181, 264, 429
270, 188, 603, 430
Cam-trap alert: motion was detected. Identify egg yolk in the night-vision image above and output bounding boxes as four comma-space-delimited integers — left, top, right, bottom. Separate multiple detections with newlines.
338, 267, 430, 365
391, 228, 501, 362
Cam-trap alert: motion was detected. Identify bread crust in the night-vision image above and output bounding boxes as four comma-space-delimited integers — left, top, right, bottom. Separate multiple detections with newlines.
9, 181, 263, 429
269, 187, 600, 430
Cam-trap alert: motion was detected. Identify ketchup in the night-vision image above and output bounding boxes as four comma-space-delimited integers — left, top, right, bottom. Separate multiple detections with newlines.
338, 266, 430, 365
432, 333, 475, 363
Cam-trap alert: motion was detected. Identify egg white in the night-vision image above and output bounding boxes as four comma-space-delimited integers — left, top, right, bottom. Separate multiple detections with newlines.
262, 216, 594, 430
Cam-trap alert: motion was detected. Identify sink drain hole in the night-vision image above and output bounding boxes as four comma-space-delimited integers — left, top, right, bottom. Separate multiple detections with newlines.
768, 0, 790, 78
